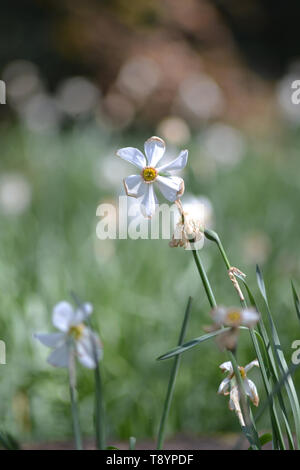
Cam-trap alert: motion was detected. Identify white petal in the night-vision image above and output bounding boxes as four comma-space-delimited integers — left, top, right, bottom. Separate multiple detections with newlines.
144, 136, 165, 167
219, 361, 233, 374
157, 149, 188, 173
244, 379, 259, 406
72, 302, 94, 326
229, 387, 245, 426
140, 184, 158, 218
241, 308, 260, 327
76, 329, 103, 369
218, 377, 230, 395
211, 306, 228, 325
116, 147, 146, 170
34, 332, 65, 348
156, 176, 184, 202
245, 359, 259, 373
52, 301, 75, 332
47, 343, 70, 368
123, 175, 144, 198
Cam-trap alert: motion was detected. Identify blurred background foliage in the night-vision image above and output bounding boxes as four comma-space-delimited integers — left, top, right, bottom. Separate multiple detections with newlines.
0, 0, 300, 445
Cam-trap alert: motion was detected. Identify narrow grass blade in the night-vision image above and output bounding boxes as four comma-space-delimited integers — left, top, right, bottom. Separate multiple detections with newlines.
291, 281, 300, 323
129, 436, 136, 450
256, 265, 300, 448
157, 327, 230, 361
156, 297, 192, 449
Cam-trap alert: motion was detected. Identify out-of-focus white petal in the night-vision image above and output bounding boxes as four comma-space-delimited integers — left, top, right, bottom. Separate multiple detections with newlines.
47, 343, 70, 368
211, 306, 228, 325
157, 149, 188, 173
123, 174, 144, 198
144, 136, 165, 167
116, 147, 146, 170
156, 175, 184, 202
244, 378, 259, 406
34, 332, 65, 348
72, 302, 94, 325
52, 301, 75, 332
245, 359, 259, 373
219, 361, 233, 374
241, 308, 260, 327
76, 328, 103, 369
140, 184, 158, 218
218, 377, 230, 395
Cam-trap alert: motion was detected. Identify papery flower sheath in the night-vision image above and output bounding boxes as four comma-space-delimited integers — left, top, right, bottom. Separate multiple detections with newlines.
218, 359, 260, 426
116, 136, 188, 218
34, 301, 103, 369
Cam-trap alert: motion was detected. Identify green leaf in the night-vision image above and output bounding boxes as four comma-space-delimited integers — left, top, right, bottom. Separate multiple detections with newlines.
291, 281, 300, 323
157, 328, 230, 361
259, 433, 273, 447
0, 431, 20, 450
106, 446, 119, 450
256, 265, 300, 449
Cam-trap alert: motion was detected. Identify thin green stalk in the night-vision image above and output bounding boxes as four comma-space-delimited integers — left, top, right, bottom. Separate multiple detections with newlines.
156, 296, 192, 450
192, 250, 216, 308
71, 294, 106, 450
68, 351, 83, 450
94, 363, 106, 449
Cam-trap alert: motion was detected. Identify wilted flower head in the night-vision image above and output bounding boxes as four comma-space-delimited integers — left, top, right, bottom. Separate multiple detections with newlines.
218, 359, 260, 426
116, 136, 188, 218
34, 301, 103, 369
169, 199, 204, 250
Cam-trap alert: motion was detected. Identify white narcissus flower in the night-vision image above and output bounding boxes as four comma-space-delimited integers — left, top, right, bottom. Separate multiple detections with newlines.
211, 306, 259, 328
218, 359, 260, 426
34, 301, 103, 369
116, 136, 188, 218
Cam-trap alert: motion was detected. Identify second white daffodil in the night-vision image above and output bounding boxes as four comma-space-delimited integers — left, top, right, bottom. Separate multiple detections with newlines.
34, 301, 103, 369
117, 136, 188, 218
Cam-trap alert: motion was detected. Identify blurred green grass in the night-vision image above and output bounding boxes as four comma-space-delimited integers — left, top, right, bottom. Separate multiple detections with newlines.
0, 123, 300, 444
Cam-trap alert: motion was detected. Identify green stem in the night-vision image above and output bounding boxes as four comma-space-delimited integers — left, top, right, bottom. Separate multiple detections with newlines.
68, 352, 83, 450
192, 250, 216, 308
156, 296, 192, 450
94, 363, 106, 449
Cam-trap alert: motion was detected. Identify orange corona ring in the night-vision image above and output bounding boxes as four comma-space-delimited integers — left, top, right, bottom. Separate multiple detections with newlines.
142, 166, 157, 182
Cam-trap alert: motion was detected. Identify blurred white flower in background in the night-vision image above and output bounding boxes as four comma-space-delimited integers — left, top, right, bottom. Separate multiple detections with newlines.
117, 56, 161, 103
179, 194, 214, 229
157, 116, 191, 146
2, 60, 43, 107
201, 123, 245, 167
0, 173, 32, 215
20, 92, 62, 133
101, 92, 135, 129
34, 301, 103, 369
211, 306, 259, 328
178, 73, 225, 121
242, 231, 272, 265
56, 76, 100, 117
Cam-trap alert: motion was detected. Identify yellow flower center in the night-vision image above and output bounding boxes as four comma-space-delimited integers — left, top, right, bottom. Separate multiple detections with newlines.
239, 366, 246, 379
226, 309, 242, 325
142, 166, 157, 182
68, 324, 85, 340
